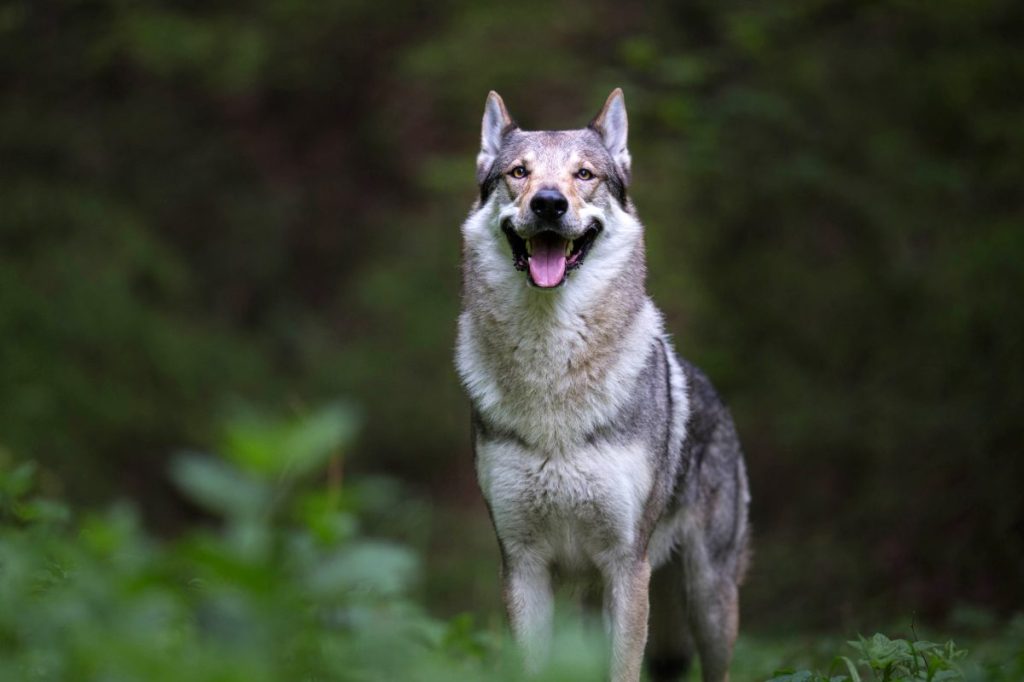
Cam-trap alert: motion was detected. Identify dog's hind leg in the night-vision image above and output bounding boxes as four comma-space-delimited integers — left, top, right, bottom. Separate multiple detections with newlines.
682, 537, 740, 682
646, 555, 694, 681
679, 411, 750, 682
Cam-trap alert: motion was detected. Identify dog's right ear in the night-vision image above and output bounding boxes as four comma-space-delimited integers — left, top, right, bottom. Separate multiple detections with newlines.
477, 91, 514, 183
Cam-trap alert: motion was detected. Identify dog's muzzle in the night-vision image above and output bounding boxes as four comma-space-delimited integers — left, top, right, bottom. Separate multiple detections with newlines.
502, 219, 602, 289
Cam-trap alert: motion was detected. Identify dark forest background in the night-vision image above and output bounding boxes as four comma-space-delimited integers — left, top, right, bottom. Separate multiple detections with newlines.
1, 0, 1022, 635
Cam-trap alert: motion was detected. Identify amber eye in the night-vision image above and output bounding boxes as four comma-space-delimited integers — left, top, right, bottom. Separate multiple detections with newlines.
576, 168, 594, 180
509, 165, 528, 179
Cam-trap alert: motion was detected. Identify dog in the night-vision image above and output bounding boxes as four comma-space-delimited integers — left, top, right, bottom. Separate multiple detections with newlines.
455, 89, 750, 682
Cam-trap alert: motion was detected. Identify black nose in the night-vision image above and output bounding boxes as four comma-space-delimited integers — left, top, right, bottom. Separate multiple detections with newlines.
530, 189, 568, 221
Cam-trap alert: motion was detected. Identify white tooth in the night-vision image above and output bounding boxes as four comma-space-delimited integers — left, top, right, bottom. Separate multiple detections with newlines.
566, 240, 573, 256
526, 239, 533, 256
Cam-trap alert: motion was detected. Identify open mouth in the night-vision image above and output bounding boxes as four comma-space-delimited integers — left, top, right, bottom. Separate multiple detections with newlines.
502, 220, 602, 288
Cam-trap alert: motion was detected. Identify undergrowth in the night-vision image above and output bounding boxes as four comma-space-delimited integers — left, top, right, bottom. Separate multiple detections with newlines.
768, 634, 968, 682
0, 405, 1020, 681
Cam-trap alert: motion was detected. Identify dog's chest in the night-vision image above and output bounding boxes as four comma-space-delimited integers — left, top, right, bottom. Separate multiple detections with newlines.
461, 304, 653, 453
477, 439, 653, 567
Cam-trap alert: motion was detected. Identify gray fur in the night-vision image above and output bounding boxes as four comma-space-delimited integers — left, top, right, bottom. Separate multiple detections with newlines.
479, 128, 630, 206
456, 89, 750, 682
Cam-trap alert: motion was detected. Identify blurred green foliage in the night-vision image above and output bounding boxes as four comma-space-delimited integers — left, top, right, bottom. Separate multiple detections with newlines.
2, 408, 1022, 681
0, 0, 1022, 629
0, 406, 612, 681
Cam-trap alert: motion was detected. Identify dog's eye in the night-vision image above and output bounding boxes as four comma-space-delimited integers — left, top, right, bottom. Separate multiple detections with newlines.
576, 168, 594, 180
509, 166, 528, 179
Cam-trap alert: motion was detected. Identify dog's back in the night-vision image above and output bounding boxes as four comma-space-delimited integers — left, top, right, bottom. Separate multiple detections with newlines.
456, 89, 749, 682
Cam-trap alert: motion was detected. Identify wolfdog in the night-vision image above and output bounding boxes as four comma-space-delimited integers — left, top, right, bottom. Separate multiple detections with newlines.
455, 89, 750, 682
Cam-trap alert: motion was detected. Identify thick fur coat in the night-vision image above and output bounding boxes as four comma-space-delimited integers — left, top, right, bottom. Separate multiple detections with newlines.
455, 89, 750, 682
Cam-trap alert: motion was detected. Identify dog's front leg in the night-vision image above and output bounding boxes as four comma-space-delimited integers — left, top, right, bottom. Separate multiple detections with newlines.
503, 554, 554, 674
603, 556, 652, 682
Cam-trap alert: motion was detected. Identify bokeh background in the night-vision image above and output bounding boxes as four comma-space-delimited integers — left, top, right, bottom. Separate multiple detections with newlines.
2, 0, 1022, 637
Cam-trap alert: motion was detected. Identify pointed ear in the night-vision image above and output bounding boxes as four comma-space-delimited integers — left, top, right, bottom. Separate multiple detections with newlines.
589, 88, 631, 182
477, 91, 514, 182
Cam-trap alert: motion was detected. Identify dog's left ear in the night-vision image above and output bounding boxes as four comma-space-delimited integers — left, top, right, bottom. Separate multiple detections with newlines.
590, 88, 631, 183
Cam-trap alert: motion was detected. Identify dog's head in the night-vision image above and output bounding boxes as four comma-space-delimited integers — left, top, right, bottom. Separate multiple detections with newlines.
471, 89, 636, 289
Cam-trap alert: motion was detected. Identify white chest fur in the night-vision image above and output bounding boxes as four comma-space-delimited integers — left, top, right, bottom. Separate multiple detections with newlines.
456, 297, 662, 452
477, 438, 653, 570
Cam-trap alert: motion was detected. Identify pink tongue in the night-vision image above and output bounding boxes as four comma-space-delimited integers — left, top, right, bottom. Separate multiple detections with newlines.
528, 233, 568, 288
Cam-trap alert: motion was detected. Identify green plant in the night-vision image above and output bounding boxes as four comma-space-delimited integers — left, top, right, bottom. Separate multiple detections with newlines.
0, 405, 613, 681
2, 406, 1022, 682
768, 633, 968, 682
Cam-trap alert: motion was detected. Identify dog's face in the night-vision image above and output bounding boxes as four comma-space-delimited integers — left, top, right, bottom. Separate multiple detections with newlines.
473, 90, 635, 289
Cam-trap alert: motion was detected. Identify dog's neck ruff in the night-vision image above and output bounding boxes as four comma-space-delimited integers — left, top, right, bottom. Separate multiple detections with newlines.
456, 202, 664, 454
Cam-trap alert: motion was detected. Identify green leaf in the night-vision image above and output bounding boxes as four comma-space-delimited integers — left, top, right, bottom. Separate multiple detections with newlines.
2, 461, 36, 499
221, 403, 359, 479
170, 454, 270, 518
276, 403, 359, 477
855, 633, 911, 670
767, 670, 816, 682
836, 655, 862, 682
14, 498, 70, 524
304, 541, 417, 598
